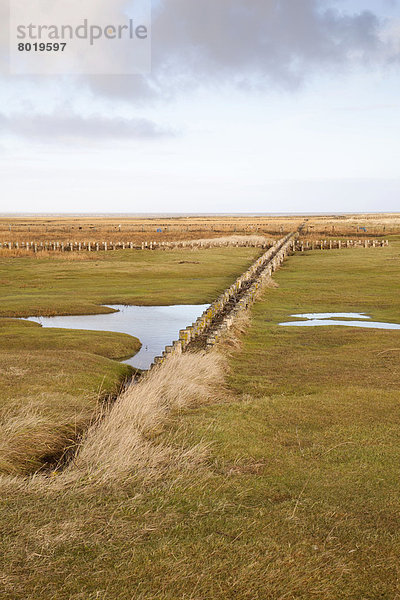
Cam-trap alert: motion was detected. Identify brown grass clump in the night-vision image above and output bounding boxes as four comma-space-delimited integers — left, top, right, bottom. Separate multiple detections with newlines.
262, 276, 279, 288
218, 312, 251, 351
0, 401, 91, 475
68, 351, 225, 483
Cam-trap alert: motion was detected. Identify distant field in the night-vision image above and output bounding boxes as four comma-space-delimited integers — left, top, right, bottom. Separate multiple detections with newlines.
1, 213, 399, 243
0, 246, 260, 474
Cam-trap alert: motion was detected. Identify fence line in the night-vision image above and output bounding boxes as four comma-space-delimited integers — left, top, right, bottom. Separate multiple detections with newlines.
295, 239, 388, 250
0, 237, 389, 253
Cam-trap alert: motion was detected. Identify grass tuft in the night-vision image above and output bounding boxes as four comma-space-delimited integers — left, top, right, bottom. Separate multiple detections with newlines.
69, 351, 225, 483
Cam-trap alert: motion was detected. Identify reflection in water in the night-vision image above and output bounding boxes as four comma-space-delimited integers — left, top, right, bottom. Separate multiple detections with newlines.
279, 313, 400, 330
25, 304, 209, 370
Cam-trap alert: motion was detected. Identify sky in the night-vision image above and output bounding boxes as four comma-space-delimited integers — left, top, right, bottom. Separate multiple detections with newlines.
0, 0, 400, 214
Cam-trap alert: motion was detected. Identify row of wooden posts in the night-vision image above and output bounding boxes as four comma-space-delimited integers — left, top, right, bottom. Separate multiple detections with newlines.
0, 239, 273, 252
0, 238, 389, 253
149, 234, 296, 370
295, 239, 388, 251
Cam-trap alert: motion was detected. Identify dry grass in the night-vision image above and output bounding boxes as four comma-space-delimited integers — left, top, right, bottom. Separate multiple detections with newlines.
170, 235, 270, 246
2, 214, 400, 245
260, 275, 279, 289
0, 215, 296, 243
218, 311, 252, 351
0, 399, 93, 475
0, 349, 228, 487
68, 351, 226, 483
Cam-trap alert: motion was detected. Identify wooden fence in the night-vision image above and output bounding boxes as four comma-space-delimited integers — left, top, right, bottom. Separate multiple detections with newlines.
0, 238, 389, 253
295, 239, 388, 251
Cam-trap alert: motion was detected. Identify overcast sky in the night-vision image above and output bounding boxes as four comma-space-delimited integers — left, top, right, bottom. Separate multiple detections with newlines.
1, 0, 400, 214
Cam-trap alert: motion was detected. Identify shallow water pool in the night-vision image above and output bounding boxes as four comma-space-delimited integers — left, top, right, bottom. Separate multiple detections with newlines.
25, 304, 210, 370
279, 313, 400, 330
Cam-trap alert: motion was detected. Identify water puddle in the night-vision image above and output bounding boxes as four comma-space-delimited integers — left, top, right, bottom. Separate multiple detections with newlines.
279, 313, 400, 330
293, 312, 370, 320
25, 304, 209, 370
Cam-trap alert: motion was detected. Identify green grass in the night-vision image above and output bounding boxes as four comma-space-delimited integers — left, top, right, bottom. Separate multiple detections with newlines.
1, 243, 400, 598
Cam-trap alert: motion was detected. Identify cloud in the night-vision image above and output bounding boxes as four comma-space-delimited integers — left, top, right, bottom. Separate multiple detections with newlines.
86, 0, 387, 100
380, 16, 400, 60
0, 112, 173, 142
154, 1, 379, 75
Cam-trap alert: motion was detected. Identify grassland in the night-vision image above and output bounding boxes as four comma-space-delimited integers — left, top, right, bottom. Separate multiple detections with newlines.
0, 246, 260, 316
1, 240, 400, 598
0, 246, 260, 474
